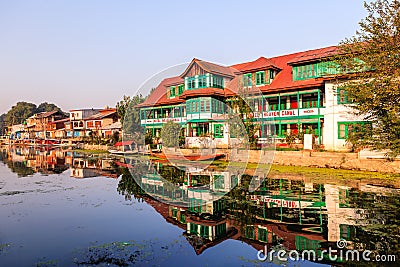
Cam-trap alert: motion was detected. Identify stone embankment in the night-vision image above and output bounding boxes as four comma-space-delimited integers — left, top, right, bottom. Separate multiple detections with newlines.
164, 148, 400, 173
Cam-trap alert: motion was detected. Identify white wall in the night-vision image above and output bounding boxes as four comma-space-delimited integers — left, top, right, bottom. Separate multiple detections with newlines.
323, 82, 365, 151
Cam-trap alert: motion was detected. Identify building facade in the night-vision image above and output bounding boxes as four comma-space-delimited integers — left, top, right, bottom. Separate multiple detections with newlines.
138, 46, 366, 151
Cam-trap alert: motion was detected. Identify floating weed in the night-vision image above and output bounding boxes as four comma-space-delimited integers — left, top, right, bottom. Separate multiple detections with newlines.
0, 243, 11, 254
73, 238, 186, 266
36, 258, 58, 267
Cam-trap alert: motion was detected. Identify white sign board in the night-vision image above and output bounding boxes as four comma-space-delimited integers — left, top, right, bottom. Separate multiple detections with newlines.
303, 134, 313, 150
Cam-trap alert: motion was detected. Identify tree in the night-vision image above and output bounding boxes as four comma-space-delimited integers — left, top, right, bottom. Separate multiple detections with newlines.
116, 94, 146, 142
160, 121, 182, 148
5, 102, 37, 126
227, 86, 260, 149
334, 0, 400, 156
0, 114, 5, 135
36, 102, 62, 113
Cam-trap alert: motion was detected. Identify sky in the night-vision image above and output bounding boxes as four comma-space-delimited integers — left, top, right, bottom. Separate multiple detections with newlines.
0, 0, 368, 114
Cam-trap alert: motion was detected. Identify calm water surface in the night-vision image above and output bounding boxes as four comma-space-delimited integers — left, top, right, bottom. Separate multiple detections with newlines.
0, 147, 399, 266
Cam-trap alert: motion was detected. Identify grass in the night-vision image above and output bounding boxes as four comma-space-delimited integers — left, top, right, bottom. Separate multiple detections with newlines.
210, 160, 400, 181
73, 149, 109, 154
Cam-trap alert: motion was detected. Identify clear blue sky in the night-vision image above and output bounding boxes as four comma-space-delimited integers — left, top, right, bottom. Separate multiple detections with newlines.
0, 0, 368, 114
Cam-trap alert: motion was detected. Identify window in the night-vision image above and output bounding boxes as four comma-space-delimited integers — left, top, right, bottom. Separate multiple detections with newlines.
170, 86, 176, 97
215, 223, 226, 237
178, 84, 184, 95
302, 94, 319, 108
243, 73, 252, 87
200, 225, 209, 238
214, 124, 224, 138
200, 100, 205, 112
214, 175, 224, 189
173, 107, 181, 118
256, 71, 265, 85
172, 208, 178, 218
231, 175, 238, 187
258, 228, 268, 242
190, 223, 198, 234
180, 213, 186, 223
269, 70, 275, 81
337, 88, 353, 104
245, 226, 255, 239
337, 122, 371, 139
268, 98, 279, 111
212, 75, 224, 88
198, 75, 207, 88
188, 77, 196, 89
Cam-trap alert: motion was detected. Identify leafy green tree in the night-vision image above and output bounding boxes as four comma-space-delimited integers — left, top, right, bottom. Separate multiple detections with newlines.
334, 0, 400, 156
116, 95, 145, 142
0, 114, 5, 135
160, 121, 182, 148
228, 87, 259, 149
36, 102, 62, 113
5, 102, 37, 126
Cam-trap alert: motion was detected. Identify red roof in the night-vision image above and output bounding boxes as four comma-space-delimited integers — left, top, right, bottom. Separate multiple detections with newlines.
233, 56, 280, 73
114, 141, 134, 146
180, 58, 235, 78
137, 76, 184, 108
287, 45, 339, 65
140, 45, 336, 107
85, 109, 117, 120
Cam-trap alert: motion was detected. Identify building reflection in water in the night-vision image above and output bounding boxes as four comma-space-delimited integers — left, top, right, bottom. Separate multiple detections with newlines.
0, 147, 399, 263
120, 157, 400, 263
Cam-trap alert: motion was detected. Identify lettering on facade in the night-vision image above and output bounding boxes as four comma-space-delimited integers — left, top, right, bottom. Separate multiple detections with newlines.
250, 195, 314, 209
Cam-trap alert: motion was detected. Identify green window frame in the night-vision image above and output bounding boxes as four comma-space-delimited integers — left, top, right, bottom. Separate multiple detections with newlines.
214, 124, 224, 138
188, 77, 196, 90
256, 71, 265, 85
214, 175, 224, 189
243, 73, 252, 87
200, 225, 209, 238
170, 86, 176, 98
258, 227, 268, 242
338, 121, 371, 139
172, 208, 178, 218
337, 88, 353, 104
178, 84, 184, 95
180, 213, 186, 223
215, 223, 226, 237
212, 75, 224, 88
245, 226, 255, 239
190, 223, 198, 234
198, 75, 207, 88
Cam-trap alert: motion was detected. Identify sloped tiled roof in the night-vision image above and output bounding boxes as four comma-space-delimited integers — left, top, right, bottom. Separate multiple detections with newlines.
287, 45, 338, 65
86, 109, 117, 120
232, 56, 280, 73
140, 45, 336, 107
180, 59, 235, 78
136, 76, 184, 108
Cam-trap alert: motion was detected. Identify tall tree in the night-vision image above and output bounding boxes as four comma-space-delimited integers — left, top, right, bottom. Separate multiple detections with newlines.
0, 114, 5, 135
5, 102, 37, 126
334, 0, 400, 156
116, 94, 145, 141
36, 102, 62, 113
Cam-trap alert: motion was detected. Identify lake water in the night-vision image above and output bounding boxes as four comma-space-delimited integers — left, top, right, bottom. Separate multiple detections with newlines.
0, 146, 399, 266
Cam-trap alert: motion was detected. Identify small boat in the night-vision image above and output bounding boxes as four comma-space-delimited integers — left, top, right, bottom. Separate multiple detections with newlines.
108, 149, 138, 155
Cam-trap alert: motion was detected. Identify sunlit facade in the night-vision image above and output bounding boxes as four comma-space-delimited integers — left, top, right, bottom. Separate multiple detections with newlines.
138, 46, 368, 151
